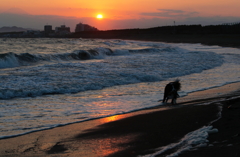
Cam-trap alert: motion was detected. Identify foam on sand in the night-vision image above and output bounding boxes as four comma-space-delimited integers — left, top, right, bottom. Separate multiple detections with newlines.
140, 102, 224, 157
140, 126, 218, 157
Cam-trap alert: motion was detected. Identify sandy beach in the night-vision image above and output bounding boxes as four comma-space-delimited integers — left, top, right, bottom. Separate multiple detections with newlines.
0, 81, 240, 157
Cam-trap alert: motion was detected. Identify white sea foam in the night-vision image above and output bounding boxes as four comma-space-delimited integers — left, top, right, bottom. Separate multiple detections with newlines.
139, 95, 225, 157
0, 49, 223, 99
140, 126, 218, 157
0, 52, 20, 68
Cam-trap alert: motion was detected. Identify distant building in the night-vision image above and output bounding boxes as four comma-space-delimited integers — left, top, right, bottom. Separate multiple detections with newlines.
75, 23, 84, 32
44, 25, 52, 32
44, 25, 53, 35
24, 30, 43, 37
75, 23, 98, 32
55, 25, 71, 35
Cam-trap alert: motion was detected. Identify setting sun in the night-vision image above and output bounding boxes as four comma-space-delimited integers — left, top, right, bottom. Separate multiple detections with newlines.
96, 14, 103, 19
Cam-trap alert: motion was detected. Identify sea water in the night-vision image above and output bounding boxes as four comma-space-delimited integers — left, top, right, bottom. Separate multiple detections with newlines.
0, 38, 240, 139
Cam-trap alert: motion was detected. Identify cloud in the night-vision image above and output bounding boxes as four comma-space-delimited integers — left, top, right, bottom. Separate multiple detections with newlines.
158, 9, 186, 14
1, 8, 29, 15
141, 9, 199, 18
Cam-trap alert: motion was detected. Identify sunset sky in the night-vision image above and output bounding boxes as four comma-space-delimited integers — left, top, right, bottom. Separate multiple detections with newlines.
0, 0, 239, 31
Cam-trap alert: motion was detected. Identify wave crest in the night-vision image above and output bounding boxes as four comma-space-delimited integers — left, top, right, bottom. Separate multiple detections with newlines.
0, 48, 115, 69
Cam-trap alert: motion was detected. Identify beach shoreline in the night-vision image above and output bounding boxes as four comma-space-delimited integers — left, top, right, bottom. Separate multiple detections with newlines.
0, 81, 240, 157
0, 37, 240, 157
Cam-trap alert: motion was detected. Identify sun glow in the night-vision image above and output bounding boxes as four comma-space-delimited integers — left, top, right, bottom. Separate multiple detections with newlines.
96, 14, 103, 19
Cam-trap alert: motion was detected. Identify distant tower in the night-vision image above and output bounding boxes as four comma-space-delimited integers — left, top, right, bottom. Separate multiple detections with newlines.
173, 21, 176, 34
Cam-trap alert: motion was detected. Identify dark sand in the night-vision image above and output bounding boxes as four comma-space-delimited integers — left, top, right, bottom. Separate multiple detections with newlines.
0, 82, 240, 157
178, 97, 240, 157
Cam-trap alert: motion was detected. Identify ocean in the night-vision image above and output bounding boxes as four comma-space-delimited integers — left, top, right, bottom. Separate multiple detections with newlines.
0, 38, 240, 139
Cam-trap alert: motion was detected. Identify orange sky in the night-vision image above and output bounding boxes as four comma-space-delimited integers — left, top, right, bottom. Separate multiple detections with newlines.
1, 0, 240, 18
0, 0, 240, 30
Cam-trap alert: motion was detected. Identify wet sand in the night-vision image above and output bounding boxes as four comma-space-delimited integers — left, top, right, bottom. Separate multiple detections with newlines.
0, 82, 240, 157
178, 96, 240, 157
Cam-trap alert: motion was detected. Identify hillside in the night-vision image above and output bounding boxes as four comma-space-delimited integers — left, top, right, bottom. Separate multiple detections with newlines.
0, 26, 29, 33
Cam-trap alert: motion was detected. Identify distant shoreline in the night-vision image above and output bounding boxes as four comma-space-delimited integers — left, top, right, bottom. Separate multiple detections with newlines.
71, 24, 240, 48
1, 33, 239, 48
0, 23, 240, 48
71, 32, 240, 48
129, 34, 240, 48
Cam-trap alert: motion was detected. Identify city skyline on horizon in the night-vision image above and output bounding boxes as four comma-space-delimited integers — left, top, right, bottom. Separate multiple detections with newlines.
0, 0, 240, 31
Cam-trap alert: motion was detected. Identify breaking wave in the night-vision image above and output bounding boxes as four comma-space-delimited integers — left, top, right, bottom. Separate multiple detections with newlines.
0, 48, 114, 69
0, 46, 183, 69
0, 50, 224, 99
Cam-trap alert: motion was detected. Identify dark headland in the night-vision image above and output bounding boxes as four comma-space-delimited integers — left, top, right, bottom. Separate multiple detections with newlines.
71, 24, 240, 48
